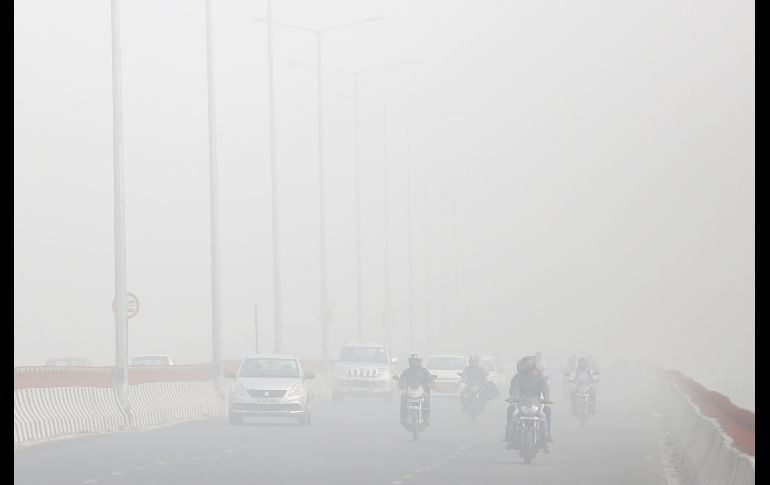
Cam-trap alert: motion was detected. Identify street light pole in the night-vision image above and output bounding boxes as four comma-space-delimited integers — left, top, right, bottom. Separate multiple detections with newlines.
298, 60, 421, 343
404, 123, 415, 352
315, 32, 332, 363
205, 0, 223, 391
265, 0, 283, 354
257, 16, 383, 361
110, 0, 129, 411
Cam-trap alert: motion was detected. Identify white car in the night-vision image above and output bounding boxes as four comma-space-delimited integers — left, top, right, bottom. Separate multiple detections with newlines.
425, 354, 467, 396
130, 355, 175, 366
331, 342, 398, 402
227, 354, 314, 425
480, 355, 507, 390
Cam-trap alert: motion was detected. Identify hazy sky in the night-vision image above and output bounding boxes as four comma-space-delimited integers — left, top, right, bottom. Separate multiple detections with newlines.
15, 0, 754, 409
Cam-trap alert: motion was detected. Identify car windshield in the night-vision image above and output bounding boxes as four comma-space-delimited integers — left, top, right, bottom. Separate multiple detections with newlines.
427, 357, 466, 370
239, 358, 300, 378
339, 346, 388, 363
131, 357, 170, 365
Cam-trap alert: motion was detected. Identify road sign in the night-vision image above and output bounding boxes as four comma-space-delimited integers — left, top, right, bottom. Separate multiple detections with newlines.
112, 292, 139, 319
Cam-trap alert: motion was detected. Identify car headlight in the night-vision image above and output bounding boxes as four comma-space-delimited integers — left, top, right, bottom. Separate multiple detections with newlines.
286, 383, 304, 398
230, 381, 249, 398
376, 368, 389, 377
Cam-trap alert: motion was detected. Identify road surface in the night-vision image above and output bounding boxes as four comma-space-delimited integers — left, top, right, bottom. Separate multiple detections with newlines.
14, 369, 681, 484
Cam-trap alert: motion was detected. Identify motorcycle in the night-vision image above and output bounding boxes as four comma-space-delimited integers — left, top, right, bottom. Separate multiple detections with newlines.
568, 372, 597, 425
393, 375, 436, 441
458, 373, 483, 421
506, 397, 553, 464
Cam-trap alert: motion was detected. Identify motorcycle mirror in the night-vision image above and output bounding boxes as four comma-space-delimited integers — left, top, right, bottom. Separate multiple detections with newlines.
456, 371, 463, 376
391, 375, 399, 381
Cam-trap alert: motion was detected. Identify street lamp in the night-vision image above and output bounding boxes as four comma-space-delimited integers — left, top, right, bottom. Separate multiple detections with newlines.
290, 60, 421, 341
254, 14, 383, 362
204, 0, 223, 391
352, 90, 434, 352
110, 0, 129, 410
401, 112, 462, 353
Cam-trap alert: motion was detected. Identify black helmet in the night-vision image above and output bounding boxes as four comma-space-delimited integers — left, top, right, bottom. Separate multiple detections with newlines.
468, 354, 480, 366
518, 355, 537, 372
408, 353, 421, 366
578, 357, 588, 368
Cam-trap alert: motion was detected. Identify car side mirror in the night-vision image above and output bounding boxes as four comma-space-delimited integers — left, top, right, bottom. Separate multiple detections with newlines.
456, 371, 463, 376
225, 371, 236, 379
431, 375, 438, 380
303, 372, 315, 380
391, 375, 399, 381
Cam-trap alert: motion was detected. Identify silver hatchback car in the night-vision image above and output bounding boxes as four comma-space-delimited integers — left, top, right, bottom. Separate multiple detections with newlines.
227, 354, 314, 425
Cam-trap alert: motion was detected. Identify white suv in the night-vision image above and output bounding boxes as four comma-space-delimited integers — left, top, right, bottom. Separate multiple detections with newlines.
331, 342, 397, 402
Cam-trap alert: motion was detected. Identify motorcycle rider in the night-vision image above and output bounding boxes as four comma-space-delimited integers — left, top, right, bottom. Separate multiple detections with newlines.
398, 353, 433, 427
459, 354, 495, 411
567, 357, 598, 414
505, 355, 553, 450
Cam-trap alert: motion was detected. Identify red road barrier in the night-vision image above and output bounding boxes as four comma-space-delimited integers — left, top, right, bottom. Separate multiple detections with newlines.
664, 369, 754, 456
15, 360, 325, 389
14, 366, 115, 389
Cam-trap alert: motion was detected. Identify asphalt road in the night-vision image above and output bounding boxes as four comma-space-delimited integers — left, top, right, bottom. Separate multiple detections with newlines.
14, 369, 681, 485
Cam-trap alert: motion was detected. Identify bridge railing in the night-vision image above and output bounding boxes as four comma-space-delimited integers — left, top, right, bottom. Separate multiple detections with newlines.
14, 360, 324, 446
662, 369, 754, 485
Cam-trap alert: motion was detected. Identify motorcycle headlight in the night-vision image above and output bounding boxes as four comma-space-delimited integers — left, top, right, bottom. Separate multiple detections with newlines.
286, 383, 304, 398
521, 405, 539, 416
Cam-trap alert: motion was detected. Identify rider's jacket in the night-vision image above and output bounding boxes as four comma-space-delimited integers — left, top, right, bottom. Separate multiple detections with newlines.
509, 370, 549, 401
460, 364, 488, 383
399, 367, 433, 390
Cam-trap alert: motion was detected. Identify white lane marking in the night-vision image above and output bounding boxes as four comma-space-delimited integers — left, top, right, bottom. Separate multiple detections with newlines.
193, 457, 203, 461
134, 466, 147, 471
155, 461, 166, 466
83, 480, 98, 484
110, 472, 123, 476
75, 467, 84, 471
240, 444, 249, 449
224, 449, 236, 453
209, 454, 220, 459
391, 482, 403, 485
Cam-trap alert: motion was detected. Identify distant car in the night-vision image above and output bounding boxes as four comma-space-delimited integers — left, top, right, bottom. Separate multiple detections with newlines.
130, 355, 175, 366
331, 341, 398, 402
480, 355, 506, 390
45, 357, 93, 367
425, 354, 467, 396
227, 354, 314, 425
